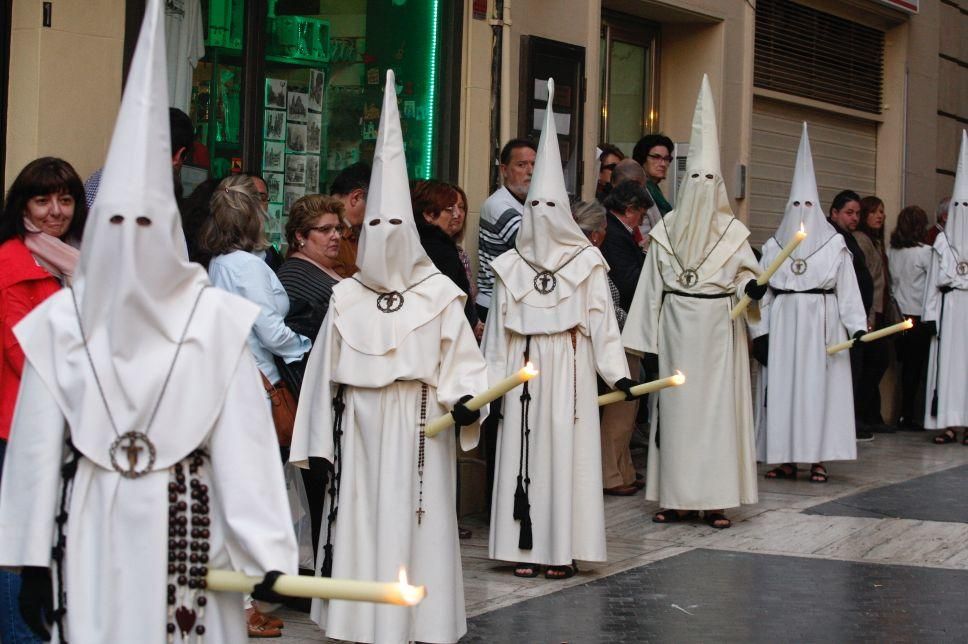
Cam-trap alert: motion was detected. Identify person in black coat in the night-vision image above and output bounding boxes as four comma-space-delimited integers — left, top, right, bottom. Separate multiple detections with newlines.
413, 179, 478, 327
601, 180, 653, 311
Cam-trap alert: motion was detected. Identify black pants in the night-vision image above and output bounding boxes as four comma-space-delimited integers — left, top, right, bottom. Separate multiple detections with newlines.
854, 315, 891, 425
895, 316, 931, 424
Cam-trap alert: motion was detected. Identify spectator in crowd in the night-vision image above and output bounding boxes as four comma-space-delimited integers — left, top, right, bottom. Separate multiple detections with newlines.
924, 197, 948, 245
414, 180, 478, 327
854, 195, 893, 433
610, 159, 661, 248
476, 138, 536, 321
449, 183, 484, 341
276, 194, 345, 557
200, 174, 310, 636
887, 206, 934, 430
632, 133, 675, 216
572, 200, 642, 497
243, 171, 284, 271
601, 181, 651, 312
329, 162, 371, 277
84, 107, 194, 208
828, 189, 876, 441
0, 157, 86, 644
596, 143, 625, 202
180, 177, 220, 267
611, 158, 647, 188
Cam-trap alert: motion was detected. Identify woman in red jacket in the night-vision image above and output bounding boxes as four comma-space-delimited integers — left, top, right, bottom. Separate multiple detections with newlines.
0, 157, 86, 642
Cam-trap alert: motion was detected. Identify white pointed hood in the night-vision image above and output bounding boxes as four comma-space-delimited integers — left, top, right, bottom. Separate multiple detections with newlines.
944, 129, 968, 264
653, 74, 748, 280
514, 78, 589, 271
331, 70, 459, 355
13, 0, 259, 472
774, 123, 836, 256
353, 70, 437, 293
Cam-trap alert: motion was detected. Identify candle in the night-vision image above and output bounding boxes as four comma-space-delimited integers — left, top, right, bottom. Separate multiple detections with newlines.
730, 224, 807, 319
206, 567, 426, 606
826, 318, 914, 355
598, 371, 686, 406
424, 363, 539, 437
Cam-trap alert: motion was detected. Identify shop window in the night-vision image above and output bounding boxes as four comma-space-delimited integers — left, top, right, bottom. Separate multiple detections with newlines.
142, 0, 455, 247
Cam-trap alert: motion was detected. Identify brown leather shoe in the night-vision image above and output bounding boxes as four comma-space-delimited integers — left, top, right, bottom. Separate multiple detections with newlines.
246, 607, 282, 638
603, 484, 638, 496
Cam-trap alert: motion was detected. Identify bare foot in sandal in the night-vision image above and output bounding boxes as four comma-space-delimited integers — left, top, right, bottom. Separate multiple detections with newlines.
513, 563, 540, 578
703, 510, 731, 529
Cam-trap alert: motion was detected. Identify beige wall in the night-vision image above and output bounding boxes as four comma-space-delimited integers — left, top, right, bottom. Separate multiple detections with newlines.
4, 0, 125, 190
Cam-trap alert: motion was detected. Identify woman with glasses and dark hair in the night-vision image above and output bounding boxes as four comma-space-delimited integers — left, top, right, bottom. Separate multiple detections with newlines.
887, 206, 933, 430
0, 156, 87, 643
632, 133, 675, 215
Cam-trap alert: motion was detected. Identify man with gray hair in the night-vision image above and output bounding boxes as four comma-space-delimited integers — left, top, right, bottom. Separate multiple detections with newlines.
925, 196, 949, 245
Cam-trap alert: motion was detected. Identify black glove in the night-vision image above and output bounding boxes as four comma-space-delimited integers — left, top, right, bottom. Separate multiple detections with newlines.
613, 377, 638, 401
451, 395, 480, 427
642, 353, 659, 381
308, 457, 333, 477
752, 335, 769, 367
744, 279, 768, 301
852, 330, 867, 342
19, 566, 53, 641
251, 570, 286, 604
921, 320, 937, 336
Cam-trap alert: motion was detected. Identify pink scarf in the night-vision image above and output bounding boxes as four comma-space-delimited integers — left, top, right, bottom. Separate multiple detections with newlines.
22, 218, 80, 281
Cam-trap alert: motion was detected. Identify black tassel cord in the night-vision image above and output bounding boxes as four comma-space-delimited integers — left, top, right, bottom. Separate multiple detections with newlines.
513, 337, 533, 550
321, 385, 346, 578
52, 436, 80, 644
930, 288, 949, 417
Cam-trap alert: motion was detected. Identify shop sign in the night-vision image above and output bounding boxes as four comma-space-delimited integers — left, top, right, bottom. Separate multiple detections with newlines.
871, 0, 918, 13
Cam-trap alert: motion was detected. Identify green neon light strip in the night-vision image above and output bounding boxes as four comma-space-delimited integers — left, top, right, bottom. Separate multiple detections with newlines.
423, 0, 439, 178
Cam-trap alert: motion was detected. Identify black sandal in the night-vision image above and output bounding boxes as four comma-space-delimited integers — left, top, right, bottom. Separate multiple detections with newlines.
703, 512, 731, 529
544, 561, 578, 580
765, 464, 797, 480
513, 563, 540, 578
933, 429, 957, 444
652, 509, 699, 523
963, 431, 968, 446
809, 464, 828, 483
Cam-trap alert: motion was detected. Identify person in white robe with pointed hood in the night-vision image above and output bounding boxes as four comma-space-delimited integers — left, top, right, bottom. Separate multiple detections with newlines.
0, 2, 298, 642
749, 124, 868, 482
623, 75, 764, 529
288, 71, 488, 644
924, 130, 968, 443
485, 79, 632, 579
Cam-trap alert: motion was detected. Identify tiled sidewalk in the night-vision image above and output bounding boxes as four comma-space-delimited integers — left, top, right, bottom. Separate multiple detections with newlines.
277, 431, 968, 642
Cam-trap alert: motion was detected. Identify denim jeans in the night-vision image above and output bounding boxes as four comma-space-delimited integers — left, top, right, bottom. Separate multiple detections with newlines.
0, 439, 43, 643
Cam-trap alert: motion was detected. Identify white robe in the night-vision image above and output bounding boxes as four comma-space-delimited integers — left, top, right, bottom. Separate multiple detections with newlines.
922, 234, 968, 429
751, 236, 867, 464
0, 353, 297, 644
290, 289, 487, 644
623, 235, 759, 510
485, 262, 628, 566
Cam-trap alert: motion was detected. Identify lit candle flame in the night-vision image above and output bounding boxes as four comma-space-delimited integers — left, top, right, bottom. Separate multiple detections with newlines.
903, 318, 914, 329
797, 222, 807, 238
671, 370, 686, 386
396, 567, 426, 606
522, 362, 539, 378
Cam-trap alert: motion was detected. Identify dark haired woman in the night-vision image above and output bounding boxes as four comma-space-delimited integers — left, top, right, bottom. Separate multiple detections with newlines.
413, 179, 478, 328
0, 157, 86, 643
854, 196, 892, 432
887, 206, 933, 430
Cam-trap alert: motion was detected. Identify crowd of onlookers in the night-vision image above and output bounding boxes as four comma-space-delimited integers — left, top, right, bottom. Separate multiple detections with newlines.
0, 110, 956, 638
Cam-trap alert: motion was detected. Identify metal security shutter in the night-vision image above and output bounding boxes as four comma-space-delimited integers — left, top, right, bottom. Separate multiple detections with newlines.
748, 97, 877, 249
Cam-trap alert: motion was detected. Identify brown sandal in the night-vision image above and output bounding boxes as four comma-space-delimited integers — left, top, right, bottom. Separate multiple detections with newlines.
934, 429, 957, 444
246, 607, 282, 638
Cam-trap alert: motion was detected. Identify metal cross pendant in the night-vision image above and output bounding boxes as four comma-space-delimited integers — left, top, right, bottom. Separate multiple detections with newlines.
415, 507, 425, 525
533, 271, 557, 294
108, 431, 157, 479
124, 436, 143, 471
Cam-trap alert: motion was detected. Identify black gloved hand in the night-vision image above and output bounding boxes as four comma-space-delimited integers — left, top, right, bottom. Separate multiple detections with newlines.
744, 279, 768, 301
752, 335, 769, 367
19, 566, 53, 641
451, 395, 480, 427
308, 457, 333, 477
642, 353, 659, 382
852, 329, 867, 342
252, 570, 286, 604
613, 377, 638, 401
921, 320, 937, 336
